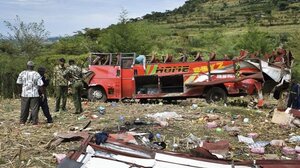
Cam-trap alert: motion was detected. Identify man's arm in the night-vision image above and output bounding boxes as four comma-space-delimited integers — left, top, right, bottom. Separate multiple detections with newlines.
16, 71, 23, 84
62, 67, 72, 81
52, 66, 57, 86
36, 73, 44, 87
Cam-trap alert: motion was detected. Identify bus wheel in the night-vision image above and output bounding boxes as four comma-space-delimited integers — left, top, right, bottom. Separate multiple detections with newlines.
88, 87, 107, 102
205, 87, 227, 103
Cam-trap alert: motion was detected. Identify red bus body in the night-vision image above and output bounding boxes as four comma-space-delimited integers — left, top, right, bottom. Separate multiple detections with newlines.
87, 52, 291, 103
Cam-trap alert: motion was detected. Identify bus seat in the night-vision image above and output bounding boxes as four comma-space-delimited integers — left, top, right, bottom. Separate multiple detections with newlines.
194, 52, 203, 61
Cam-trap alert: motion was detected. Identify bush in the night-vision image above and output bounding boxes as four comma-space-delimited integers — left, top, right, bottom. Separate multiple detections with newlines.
235, 22, 278, 54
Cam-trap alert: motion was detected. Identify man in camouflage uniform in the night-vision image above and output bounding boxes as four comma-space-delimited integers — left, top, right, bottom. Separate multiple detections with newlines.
53, 58, 68, 112
63, 59, 83, 114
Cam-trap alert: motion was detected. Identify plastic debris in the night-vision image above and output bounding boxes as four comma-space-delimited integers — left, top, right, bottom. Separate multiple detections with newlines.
250, 147, 265, 154
249, 141, 269, 148
216, 128, 222, 133
98, 106, 106, 115
156, 133, 161, 140
247, 133, 258, 139
231, 114, 241, 120
133, 118, 143, 125
111, 102, 117, 107
90, 114, 98, 119
201, 140, 229, 156
155, 118, 169, 127
153, 141, 166, 150
223, 125, 241, 132
110, 133, 138, 145
206, 114, 220, 121
191, 104, 198, 110
224, 125, 240, 136
270, 140, 286, 147
292, 118, 300, 127
184, 133, 202, 145
52, 153, 66, 163
206, 121, 218, 128
148, 132, 154, 142
70, 126, 79, 131
146, 112, 181, 127
146, 112, 182, 120
78, 115, 86, 120
119, 115, 125, 123
238, 135, 254, 144
271, 109, 293, 125
95, 132, 109, 145
206, 108, 218, 113
172, 143, 179, 151
243, 118, 249, 123
282, 147, 296, 155
295, 146, 300, 153
23, 132, 31, 135
289, 136, 300, 142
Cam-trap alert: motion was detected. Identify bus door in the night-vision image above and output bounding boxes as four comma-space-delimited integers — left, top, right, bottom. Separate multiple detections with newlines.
120, 54, 136, 98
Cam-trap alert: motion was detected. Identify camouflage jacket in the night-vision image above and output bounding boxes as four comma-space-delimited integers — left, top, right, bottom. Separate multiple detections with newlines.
63, 65, 82, 84
53, 65, 68, 86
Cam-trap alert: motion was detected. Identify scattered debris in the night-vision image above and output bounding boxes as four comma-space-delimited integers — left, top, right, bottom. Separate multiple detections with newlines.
282, 147, 296, 155
146, 112, 182, 120
270, 140, 286, 147
95, 132, 109, 145
1, 98, 300, 167
250, 147, 265, 154
53, 153, 66, 164
201, 140, 229, 157
271, 108, 294, 125
238, 135, 254, 145
57, 132, 300, 168
289, 136, 300, 143
98, 106, 106, 115
247, 133, 258, 139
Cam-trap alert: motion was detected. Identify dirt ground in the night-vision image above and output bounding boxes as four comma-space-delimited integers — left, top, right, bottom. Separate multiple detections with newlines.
0, 96, 299, 167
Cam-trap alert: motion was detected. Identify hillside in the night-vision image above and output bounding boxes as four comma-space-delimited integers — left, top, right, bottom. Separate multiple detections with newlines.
137, 0, 300, 64
143, 0, 300, 29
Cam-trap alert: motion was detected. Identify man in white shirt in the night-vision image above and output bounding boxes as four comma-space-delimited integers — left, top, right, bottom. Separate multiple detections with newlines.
16, 61, 44, 125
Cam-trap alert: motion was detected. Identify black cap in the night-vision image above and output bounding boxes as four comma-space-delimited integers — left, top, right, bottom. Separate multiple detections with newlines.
59, 58, 65, 63
38, 67, 46, 73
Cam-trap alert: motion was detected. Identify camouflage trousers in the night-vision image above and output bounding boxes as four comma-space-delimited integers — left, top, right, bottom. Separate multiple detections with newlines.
72, 80, 83, 113
55, 86, 68, 112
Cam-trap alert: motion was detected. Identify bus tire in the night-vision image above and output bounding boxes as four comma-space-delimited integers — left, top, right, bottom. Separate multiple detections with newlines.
88, 87, 107, 102
205, 87, 227, 103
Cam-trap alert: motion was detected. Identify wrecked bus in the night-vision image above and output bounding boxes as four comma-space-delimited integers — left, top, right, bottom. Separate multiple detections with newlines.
85, 50, 292, 106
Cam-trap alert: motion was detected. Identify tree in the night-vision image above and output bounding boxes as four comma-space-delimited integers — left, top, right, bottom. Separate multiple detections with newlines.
119, 8, 129, 24
99, 9, 160, 53
52, 35, 89, 55
0, 15, 49, 59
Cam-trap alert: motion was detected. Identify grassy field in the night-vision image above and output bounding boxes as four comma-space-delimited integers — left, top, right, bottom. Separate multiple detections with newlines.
0, 97, 299, 167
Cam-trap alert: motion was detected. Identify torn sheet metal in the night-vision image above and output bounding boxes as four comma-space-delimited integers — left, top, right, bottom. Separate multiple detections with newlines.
58, 133, 300, 168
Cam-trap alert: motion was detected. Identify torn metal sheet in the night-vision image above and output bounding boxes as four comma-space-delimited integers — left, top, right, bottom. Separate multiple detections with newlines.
59, 133, 300, 168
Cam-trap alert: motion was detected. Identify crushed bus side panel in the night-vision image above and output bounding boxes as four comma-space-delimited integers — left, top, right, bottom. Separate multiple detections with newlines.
86, 50, 292, 104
